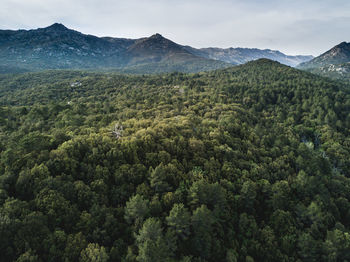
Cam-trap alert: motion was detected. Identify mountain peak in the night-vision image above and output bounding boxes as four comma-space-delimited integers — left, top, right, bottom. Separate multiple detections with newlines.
129, 33, 180, 52
337, 41, 349, 47
45, 23, 69, 31
149, 33, 165, 40
330, 41, 350, 53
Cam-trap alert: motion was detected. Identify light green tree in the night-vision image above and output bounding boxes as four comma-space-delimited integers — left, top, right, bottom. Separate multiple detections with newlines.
124, 194, 149, 226
80, 243, 109, 262
135, 218, 172, 262
166, 203, 191, 240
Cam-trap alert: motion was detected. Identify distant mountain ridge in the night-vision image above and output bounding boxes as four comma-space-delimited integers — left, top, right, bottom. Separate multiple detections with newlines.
184, 46, 313, 67
0, 23, 313, 73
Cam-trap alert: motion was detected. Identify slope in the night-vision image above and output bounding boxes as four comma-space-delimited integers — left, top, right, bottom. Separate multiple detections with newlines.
0, 59, 350, 261
299, 42, 350, 69
0, 23, 135, 70
298, 41, 350, 80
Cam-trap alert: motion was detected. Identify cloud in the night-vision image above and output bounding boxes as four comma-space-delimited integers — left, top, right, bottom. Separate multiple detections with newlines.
0, 0, 349, 55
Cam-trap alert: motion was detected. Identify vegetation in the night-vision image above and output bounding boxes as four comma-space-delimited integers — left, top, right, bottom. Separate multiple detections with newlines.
1, 59, 350, 261
304, 63, 350, 82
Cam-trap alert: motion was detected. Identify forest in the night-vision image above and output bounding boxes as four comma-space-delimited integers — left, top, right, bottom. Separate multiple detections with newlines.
0, 59, 350, 261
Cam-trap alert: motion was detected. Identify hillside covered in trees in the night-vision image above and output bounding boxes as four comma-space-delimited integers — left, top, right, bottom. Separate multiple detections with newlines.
1, 59, 350, 261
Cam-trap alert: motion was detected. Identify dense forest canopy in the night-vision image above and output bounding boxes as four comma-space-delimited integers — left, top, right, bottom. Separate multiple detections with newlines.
1, 59, 350, 261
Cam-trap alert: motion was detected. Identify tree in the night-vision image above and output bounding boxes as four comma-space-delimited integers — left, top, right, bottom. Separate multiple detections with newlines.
166, 203, 191, 240
16, 249, 40, 262
188, 180, 226, 212
135, 218, 173, 262
271, 181, 291, 211
149, 164, 172, 193
80, 243, 109, 262
191, 205, 215, 259
240, 180, 257, 214
124, 194, 149, 226
34, 188, 77, 229
44, 230, 67, 261
63, 233, 88, 262
324, 227, 350, 261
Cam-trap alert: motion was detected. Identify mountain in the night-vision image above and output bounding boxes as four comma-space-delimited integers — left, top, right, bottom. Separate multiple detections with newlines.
0, 23, 313, 74
298, 42, 350, 80
0, 23, 133, 70
299, 42, 350, 69
121, 33, 230, 73
0, 23, 229, 73
127, 33, 195, 64
184, 46, 313, 67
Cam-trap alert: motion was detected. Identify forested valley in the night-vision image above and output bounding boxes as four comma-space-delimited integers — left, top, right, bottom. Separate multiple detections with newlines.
1, 59, 350, 261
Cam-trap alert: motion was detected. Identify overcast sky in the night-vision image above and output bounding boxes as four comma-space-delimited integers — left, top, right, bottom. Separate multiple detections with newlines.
1, 0, 349, 56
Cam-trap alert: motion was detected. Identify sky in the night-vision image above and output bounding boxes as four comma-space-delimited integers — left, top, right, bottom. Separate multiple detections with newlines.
1, 0, 350, 56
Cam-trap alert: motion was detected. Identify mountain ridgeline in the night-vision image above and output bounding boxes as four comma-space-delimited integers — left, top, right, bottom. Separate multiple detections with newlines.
184, 46, 313, 67
0, 23, 313, 73
1, 59, 350, 261
298, 42, 350, 80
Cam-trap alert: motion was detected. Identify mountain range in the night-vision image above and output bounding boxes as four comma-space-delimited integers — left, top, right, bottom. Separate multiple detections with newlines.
184, 46, 313, 67
0, 23, 313, 73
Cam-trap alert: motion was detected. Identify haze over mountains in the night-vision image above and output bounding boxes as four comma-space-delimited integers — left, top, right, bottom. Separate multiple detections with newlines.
0, 23, 313, 74
184, 46, 313, 67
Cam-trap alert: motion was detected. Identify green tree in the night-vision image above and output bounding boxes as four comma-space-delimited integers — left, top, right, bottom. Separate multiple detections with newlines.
80, 243, 109, 262
324, 227, 350, 261
135, 218, 173, 262
188, 180, 226, 212
16, 249, 40, 262
149, 163, 172, 193
166, 203, 191, 240
124, 194, 149, 226
63, 233, 88, 262
191, 205, 215, 259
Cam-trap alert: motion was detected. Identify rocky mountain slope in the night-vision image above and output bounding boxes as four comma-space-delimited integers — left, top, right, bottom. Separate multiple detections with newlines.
298, 42, 350, 80
299, 42, 350, 69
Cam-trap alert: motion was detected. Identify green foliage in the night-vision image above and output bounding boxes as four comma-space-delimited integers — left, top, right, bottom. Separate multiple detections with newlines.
124, 194, 150, 226
80, 243, 109, 262
166, 203, 191, 240
16, 249, 40, 262
135, 218, 173, 262
0, 59, 350, 261
191, 205, 215, 259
